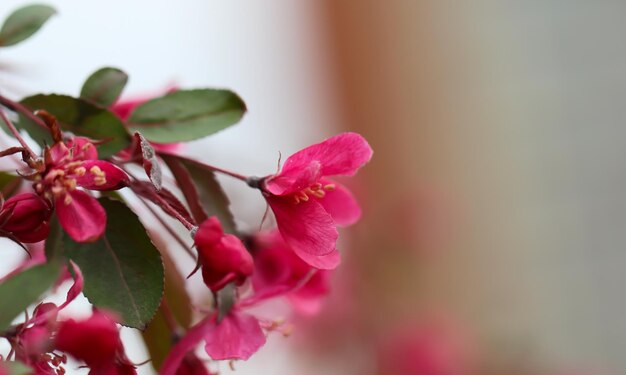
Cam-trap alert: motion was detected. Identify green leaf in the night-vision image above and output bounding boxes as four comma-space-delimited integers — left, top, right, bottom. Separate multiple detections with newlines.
142, 243, 192, 371
0, 4, 56, 47
128, 89, 246, 143
0, 361, 33, 375
47, 199, 164, 329
162, 155, 237, 234
0, 172, 21, 197
18, 94, 131, 158
0, 263, 61, 331
80, 67, 129, 107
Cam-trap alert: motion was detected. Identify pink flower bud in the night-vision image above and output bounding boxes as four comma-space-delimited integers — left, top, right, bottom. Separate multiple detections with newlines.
0, 193, 51, 243
194, 217, 254, 292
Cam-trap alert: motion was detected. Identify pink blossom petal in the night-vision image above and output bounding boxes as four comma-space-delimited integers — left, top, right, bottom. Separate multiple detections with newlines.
60, 260, 84, 309
203, 311, 266, 361
292, 247, 341, 270
66, 137, 98, 160
265, 160, 321, 196
287, 270, 331, 315
56, 190, 106, 243
49, 142, 70, 165
75, 160, 129, 191
160, 315, 213, 375
318, 179, 361, 226
280, 132, 372, 178
267, 196, 338, 258
111, 97, 146, 120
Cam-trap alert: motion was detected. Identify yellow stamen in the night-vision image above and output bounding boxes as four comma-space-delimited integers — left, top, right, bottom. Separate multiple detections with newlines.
94, 176, 107, 186
324, 184, 335, 191
64, 194, 72, 205
310, 189, 325, 198
64, 178, 77, 190
89, 165, 105, 177
73, 167, 86, 177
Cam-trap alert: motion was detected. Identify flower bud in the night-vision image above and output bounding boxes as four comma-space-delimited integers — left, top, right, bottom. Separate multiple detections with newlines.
194, 217, 254, 292
0, 193, 52, 243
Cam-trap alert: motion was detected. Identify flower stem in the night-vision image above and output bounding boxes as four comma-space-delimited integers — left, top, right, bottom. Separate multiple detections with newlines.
160, 300, 182, 339
0, 109, 37, 160
0, 94, 48, 130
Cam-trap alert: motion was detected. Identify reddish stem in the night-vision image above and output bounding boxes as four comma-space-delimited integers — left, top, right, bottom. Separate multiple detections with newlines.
160, 299, 182, 337
0, 109, 37, 160
0, 94, 48, 130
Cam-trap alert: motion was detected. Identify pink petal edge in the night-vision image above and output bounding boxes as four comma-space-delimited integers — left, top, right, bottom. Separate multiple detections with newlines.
280, 132, 373, 178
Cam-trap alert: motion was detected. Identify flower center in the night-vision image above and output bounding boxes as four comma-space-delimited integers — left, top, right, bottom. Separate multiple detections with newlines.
292, 182, 335, 204
34, 162, 108, 205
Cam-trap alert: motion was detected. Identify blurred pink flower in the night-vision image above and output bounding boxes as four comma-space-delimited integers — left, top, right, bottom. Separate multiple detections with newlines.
377, 320, 473, 375
251, 230, 331, 315
261, 132, 372, 270
160, 309, 266, 375
55, 311, 136, 374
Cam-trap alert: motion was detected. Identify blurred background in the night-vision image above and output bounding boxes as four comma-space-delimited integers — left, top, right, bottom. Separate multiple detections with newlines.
1, 0, 625, 374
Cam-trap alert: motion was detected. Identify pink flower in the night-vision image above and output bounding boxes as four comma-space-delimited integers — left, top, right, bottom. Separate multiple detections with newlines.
34, 137, 129, 242
260, 132, 372, 269
55, 311, 136, 374
0, 193, 52, 243
160, 310, 266, 375
11, 303, 65, 374
250, 231, 331, 315
194, 217, 254, 292
376, 321, 473, 375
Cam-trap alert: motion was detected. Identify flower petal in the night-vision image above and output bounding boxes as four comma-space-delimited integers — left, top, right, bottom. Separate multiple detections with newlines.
75, 160, 129, 191
267, 195, 338, 258
161, 315, 213, 375
318, 179, 362, 226
264, 160, 321, 196
287, 269, 331, 315
292, 247, 341, 270
56, 190, 106, 242
280, 132, 372, 178
203, 311, 266, 361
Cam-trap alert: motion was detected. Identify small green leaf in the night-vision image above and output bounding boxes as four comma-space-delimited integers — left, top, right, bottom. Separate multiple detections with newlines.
17, 94, 131, 157
163, 155, 237, 234
80, 67, 129, 107
0, 263, 61, 331
0, 4, 56, 47
48, 199, 164, 329
128, 89, 246, 143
